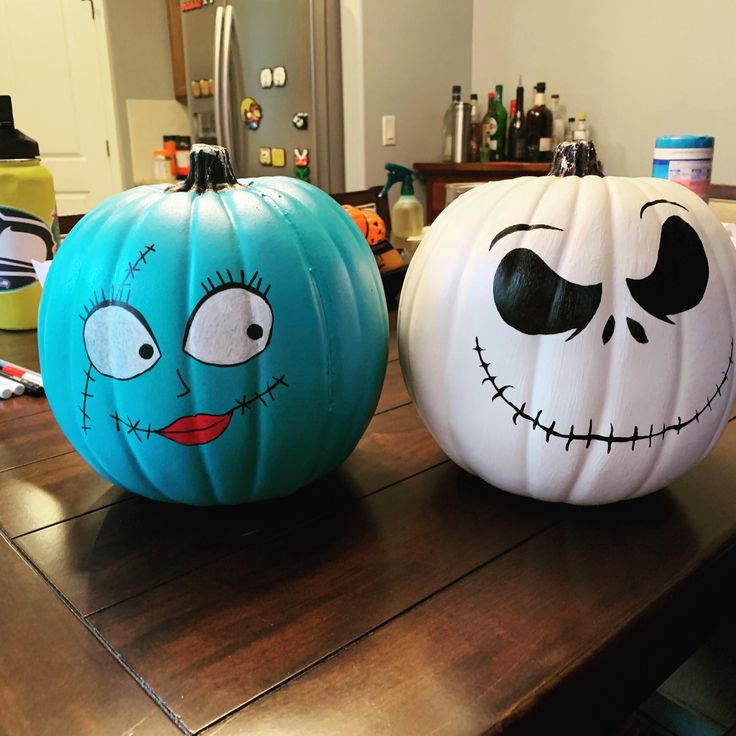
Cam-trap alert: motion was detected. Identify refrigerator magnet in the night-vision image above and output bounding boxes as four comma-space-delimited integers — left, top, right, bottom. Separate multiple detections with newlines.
294, 148, 310, 182
294, 165, 310, 182
259, 147, 272, 166
292, 112, 308, 130
241, 97, 263, 131
272, 148, 286, 167
273, 66, 287, 87
259, 68, 273, 89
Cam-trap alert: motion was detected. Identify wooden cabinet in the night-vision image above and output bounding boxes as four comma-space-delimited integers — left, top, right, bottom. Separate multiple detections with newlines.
414, 162, 550, 223
165, 0, 188, 104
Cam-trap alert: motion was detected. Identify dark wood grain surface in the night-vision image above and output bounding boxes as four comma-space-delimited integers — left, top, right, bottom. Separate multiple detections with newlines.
1, 321, 735, 736
0, 535, 180, 736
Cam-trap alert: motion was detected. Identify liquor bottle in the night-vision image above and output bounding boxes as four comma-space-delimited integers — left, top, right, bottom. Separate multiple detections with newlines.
469, 93, 479, 123
493, 84, 508, 160
550, 93, 564, 148
508, 77, 526, 162
526, 82, 553, 162
442, 85, 461, 161
565, 117, 576, 142
481, 91, 497, 160
468, 93, 481, 162
574, 113, 590, 141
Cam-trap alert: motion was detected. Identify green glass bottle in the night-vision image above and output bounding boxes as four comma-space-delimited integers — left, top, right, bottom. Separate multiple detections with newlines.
493, 84, 508, 160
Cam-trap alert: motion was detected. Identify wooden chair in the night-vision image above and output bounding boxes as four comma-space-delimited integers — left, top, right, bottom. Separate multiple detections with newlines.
330, 185, 392, 235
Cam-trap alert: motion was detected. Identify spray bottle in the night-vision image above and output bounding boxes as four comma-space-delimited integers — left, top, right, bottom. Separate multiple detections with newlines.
379, 163, 424, 256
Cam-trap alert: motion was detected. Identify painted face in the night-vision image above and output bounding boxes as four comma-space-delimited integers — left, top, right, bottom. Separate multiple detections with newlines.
40, 166, 388, 506
399, 176, 736, 503
79, 244, 285, 448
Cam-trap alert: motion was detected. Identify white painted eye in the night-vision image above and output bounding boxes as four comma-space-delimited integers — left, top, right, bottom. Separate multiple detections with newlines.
184, 285, 273, 366
83, 302, 161, 380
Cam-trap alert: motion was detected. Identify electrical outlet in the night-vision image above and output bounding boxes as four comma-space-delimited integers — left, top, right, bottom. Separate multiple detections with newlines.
382, 115, 396, 146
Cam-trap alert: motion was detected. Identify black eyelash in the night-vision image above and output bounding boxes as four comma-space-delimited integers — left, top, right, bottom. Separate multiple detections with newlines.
79, 285, 131, 321
200, 269, 271, 298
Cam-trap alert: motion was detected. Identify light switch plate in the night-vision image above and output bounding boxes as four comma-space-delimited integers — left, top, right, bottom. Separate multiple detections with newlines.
382, 115, 396, 145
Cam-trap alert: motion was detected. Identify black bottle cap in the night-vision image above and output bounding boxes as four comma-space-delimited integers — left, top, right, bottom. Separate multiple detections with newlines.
536, 82, 546, 92
452, 85, 461, 93
0, 96, 40, 159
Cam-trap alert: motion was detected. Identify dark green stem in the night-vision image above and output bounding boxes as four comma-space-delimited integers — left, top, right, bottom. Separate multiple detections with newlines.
168, 144, 243, 194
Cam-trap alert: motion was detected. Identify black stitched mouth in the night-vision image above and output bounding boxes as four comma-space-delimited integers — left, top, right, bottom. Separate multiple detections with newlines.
104, 373, 288, 441
474, 338, 733, 453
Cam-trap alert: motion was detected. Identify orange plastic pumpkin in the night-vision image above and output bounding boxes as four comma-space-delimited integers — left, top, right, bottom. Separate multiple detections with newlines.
342, 205, 386, 245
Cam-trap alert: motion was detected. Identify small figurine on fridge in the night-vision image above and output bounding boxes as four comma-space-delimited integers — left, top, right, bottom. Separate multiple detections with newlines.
294, 148, 310, 182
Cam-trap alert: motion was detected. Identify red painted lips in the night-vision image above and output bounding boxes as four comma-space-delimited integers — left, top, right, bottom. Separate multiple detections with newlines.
157, 412, 232, 446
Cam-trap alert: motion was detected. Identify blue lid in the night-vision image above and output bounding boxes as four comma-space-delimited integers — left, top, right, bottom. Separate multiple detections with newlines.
655, 135, 714, 148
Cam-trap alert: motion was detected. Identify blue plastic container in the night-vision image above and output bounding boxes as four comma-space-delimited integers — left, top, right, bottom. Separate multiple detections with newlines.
652, 135, 714, 199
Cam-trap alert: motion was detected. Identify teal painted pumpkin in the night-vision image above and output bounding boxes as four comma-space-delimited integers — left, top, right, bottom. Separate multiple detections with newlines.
39, 145, 388, 505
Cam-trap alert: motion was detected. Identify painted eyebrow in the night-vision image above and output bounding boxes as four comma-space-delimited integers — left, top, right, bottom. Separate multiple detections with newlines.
490, 223, 563, 250
639, 199, 688, 219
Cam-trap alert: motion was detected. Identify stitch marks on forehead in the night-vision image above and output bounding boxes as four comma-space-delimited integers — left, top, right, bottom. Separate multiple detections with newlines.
121, 243, 156, 287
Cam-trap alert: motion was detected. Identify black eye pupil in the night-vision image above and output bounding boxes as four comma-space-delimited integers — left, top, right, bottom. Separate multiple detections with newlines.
139, 343, 154, 359
247, 323, 263, 340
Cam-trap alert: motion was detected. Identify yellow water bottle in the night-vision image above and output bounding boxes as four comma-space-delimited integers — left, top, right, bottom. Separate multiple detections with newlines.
0, 95, 58, 330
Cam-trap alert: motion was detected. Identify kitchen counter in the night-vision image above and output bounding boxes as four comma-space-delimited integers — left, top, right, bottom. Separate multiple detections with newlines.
1, 318, 735, 735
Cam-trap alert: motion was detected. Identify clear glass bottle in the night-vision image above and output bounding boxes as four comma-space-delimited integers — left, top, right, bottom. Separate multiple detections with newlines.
550, 93, 565, 148
573, 112, 590, 141
442, 85, 461, 161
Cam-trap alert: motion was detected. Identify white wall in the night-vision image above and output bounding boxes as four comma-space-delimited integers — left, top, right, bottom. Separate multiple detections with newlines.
343, 0, 473, 200
105, 0, 189, 187
472, 0, 736, 182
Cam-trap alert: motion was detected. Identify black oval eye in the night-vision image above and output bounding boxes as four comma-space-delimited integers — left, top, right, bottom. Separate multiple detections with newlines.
493, 248, 602, 340
626, 215, 709, 323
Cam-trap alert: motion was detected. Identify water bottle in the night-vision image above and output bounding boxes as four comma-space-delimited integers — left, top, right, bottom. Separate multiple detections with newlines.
0, 95, 58, 330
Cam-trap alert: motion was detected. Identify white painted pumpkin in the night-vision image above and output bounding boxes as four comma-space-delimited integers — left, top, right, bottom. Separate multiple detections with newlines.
398, 172, 736, 504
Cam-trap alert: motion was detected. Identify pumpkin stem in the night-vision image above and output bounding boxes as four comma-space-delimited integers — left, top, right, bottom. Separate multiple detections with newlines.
549, 140, 604, 177
168, 144, 244, 194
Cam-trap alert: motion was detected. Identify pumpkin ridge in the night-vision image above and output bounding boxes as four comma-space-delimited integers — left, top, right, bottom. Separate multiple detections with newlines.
474, 336, 733, 453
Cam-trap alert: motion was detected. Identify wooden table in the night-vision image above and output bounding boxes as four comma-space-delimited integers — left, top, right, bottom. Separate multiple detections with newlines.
1, 319, 735, 736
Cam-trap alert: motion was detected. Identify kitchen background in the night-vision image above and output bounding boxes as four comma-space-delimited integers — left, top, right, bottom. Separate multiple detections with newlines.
1, 0, 734, 215
0, 0, 735, 732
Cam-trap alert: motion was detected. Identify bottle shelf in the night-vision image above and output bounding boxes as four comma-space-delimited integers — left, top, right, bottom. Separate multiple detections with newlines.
413, 161, 550, 223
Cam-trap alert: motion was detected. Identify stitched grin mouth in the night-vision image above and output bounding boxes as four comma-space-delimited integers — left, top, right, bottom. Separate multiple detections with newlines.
109, 373, 288, 445
474, 338, 734, 453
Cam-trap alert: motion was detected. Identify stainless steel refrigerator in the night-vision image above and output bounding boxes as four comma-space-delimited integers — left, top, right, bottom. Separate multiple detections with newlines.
180, 0, 344, 192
